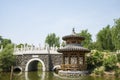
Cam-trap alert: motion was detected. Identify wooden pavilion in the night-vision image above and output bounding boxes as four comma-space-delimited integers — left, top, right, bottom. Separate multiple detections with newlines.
57, 28, 90, 71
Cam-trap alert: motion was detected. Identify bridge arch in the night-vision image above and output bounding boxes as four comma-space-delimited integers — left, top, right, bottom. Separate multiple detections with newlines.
25, 58, 45, 71
14, 66, 22, 72
52, 65, 61, 71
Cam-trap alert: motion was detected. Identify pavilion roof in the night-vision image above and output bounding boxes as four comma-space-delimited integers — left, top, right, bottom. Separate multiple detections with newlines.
57, 44, 90, 53
62, 34, 85, 41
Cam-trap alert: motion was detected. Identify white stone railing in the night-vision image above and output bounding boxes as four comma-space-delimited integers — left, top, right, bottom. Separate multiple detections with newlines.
13, 45, 62, 55
0, 45, 63, 55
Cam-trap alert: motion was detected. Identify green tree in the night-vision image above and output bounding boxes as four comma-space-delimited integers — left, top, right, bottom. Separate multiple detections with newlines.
78, 29, 92, 49
112, 18, 120, 50
16, 43, 24, 48
0, 36, 2, 42
16, 43, 32, 48
96, 25, 115, 51
0, 36, 3, 46
45, 33, 60, 47
0, 38, 11, 48
89, 42, 98, 50
61, 41, 65, 47
0, 44, 15, 72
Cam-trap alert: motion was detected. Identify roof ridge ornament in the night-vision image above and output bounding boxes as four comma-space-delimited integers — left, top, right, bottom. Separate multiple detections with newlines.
72, 28, 76, 35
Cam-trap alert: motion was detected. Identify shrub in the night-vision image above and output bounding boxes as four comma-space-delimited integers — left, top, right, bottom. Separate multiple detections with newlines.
93, 66, 105, 76
114, 68, 120, 77
103, 53, 118, 71
87, 50, 104, 71
117, 53, 120, 62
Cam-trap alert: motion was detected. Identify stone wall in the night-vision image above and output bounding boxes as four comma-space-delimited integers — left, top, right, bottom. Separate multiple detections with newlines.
15, 54, 62, 71
48, 54, 63, 71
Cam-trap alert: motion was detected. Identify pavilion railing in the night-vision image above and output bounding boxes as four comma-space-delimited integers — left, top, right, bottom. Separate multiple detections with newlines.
60, 64, 87, 71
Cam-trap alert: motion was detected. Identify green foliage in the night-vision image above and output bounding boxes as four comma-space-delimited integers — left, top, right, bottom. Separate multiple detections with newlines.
93, 66, 105, 76
96, 25, 115, 51
0, 35, 15, 71
45, 33, 60, 47
16, 43, 32, 48
78, 29, 92, 49
87, 50, 104, 71
16, 43, 24, 48
95, 18, 120, 51
0, 39, 11, 48
103, 53, 118, 71
87, 50, 119, 73
117, 53, 120, 62
0, 44, 15, 72
115, 68, 120, 77
0, 36, 2, 41
61, 41, 65, 47
112, 18, 120, 50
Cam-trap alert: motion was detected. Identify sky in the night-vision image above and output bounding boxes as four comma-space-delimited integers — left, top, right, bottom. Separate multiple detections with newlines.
0, 0, 120, 46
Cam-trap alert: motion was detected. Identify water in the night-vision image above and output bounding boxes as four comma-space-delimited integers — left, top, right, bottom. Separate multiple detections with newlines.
0, 71, 119, 80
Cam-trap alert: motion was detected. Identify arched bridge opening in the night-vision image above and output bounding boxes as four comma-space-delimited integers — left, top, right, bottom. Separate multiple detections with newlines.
25, 58, 45, 72
13, 66, 22, 72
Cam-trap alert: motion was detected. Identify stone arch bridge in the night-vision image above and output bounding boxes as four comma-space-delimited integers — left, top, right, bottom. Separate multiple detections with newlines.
13, 46, 62, 72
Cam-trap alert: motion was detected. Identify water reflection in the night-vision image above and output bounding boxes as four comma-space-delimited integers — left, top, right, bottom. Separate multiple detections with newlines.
25, 71, 45, 80
14, 71, 23, 76
0, 71, 119, 80
53, 72, 88, 80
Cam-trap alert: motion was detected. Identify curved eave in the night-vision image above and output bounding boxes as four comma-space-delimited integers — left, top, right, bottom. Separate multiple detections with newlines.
57, 46, 90, 53
57, 49, 90, 53
62, 35, 85, 41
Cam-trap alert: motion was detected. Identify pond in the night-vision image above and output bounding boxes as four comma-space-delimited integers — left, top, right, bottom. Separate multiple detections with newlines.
0, 71, 119, 80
